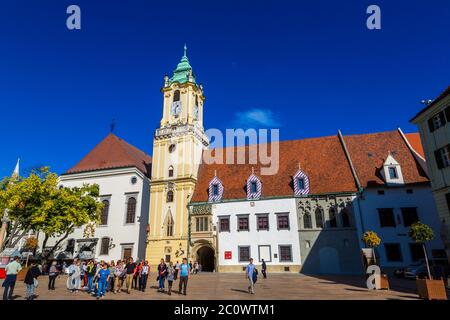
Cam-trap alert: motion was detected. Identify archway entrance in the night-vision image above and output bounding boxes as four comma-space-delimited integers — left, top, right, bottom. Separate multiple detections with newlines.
196, 246, 215, 272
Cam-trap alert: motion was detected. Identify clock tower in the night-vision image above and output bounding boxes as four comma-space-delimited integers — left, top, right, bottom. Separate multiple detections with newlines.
146, 46, 209, 266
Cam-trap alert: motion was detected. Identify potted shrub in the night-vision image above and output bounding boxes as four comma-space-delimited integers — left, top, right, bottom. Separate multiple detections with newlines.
361, 231, 388, 289
362, 231, 381, 265
409, 222, 447, 300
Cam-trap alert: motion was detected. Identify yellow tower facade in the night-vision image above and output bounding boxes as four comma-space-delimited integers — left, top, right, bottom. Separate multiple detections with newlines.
146, 46, 209, 267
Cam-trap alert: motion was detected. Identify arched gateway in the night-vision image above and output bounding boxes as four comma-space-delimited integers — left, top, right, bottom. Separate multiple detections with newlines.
192, 241, 216, 272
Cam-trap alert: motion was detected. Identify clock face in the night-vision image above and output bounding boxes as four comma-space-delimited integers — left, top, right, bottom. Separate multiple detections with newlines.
171, 101, 182, 116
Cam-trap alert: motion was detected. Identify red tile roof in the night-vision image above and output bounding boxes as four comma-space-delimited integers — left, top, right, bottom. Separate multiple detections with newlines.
191, 130, 430, 203
404, 132, 425, 158
66, 133, 152, 177
343, 130, 428, 188
410, 86, 450, 122
191, 135, 358, 203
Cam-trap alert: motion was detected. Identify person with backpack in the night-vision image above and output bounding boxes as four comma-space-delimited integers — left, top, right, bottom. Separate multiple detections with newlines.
245, 258, 257, 294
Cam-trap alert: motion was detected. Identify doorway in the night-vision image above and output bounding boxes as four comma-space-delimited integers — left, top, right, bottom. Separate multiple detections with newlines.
196, 246, 215, 272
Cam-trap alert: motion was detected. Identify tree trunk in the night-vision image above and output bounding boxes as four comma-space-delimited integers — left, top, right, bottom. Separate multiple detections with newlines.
42, 229, 72, 262
422, 243, 432, 280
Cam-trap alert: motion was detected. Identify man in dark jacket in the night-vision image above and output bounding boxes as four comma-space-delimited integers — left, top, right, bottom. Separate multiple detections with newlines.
261, 259, 267, 279
24, 260, 41, 300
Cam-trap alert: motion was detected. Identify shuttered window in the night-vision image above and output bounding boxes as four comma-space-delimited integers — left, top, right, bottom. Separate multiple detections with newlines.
428, 111, 446, 132
435, 145, 450, 169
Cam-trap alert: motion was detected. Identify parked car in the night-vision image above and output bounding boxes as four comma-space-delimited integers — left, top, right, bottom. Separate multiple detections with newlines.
404, 261, 428, 279
399, 259, 450, 279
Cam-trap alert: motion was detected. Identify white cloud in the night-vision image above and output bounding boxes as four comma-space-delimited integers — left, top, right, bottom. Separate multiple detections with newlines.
232, 108, 281, 128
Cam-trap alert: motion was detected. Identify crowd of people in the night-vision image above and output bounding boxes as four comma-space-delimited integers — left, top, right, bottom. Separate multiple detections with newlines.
2, 255, 267, 300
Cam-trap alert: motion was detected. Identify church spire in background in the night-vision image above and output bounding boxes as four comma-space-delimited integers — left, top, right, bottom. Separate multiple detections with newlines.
12, 158, 20, 178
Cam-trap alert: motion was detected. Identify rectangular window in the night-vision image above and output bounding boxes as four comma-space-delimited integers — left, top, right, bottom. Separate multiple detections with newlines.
258, 245, 272, 262
196, 217, 208, 232
401, 207, 419, 227
409, 243, 425, 261
428, 111, 446, 132
219, 217, 230, 232
238, 216, 249, 231
250, 182, 257, 193
378, 208, 396, 227
435, 145, 450, 169
239, 246, 250, 262
297, 178, 305, 189
122, 246, 133, 261
213, 184, 219, 196
279, 245, 293, 262
100, 238, 110, 255
384, 243, 403, 262
257, 215, 269, 230
388, 167, 398, 179
277, 214, 290, 230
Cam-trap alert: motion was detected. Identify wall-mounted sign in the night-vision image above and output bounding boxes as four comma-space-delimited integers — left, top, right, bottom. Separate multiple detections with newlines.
224, 251, 232, 260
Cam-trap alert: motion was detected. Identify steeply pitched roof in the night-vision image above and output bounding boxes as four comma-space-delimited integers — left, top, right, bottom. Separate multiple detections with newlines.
65, 133, 152, 177
191, 135, 358, 203
343, 130, 428, 187
410, 86, 450, 122
404, 132, 425, 158
191, 130, 430, 203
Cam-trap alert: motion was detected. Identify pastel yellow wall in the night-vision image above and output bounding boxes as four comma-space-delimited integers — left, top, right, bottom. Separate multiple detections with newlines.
146, 81, 207, 267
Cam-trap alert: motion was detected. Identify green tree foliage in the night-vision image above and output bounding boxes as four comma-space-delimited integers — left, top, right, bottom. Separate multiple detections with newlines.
408, 222, 434, 243
0, 167, 103, 260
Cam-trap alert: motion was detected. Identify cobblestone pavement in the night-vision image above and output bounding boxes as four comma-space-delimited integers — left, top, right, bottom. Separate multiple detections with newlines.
1, 272, 445, 300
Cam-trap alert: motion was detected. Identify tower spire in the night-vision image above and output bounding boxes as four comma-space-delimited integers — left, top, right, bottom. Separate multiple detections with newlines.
183, 43, 187, 57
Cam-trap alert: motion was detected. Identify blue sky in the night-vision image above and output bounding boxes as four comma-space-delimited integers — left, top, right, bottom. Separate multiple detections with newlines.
1, 0, 449, 177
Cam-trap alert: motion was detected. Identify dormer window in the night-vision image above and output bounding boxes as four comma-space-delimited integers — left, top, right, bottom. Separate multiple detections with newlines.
250, 181, 257, 193
293, 167, 310, 196
297, 178, 305, 190
247, 173, 262, 200
388, 167, 398, 179
208, 176, 223, 202
212, 184, 219, 196
382, 153, 404, 186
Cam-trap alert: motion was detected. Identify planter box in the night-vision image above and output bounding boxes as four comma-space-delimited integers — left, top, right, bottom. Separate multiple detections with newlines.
416, 278, 448, 300
379, 273, 389, 290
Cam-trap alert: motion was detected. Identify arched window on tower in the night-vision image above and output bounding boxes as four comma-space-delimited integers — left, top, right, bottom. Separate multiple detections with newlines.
167, 190, 174, 203
165, 213, 174, 237
328, 207, 337, 228
303, 212, 312, 229
100, 200, 110, 225
315, 208, 324, 228
168, 166, 174, 178
173, 90, 180, 102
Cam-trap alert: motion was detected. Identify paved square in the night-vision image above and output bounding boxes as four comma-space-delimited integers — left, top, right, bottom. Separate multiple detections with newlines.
3, 272, 446, 300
